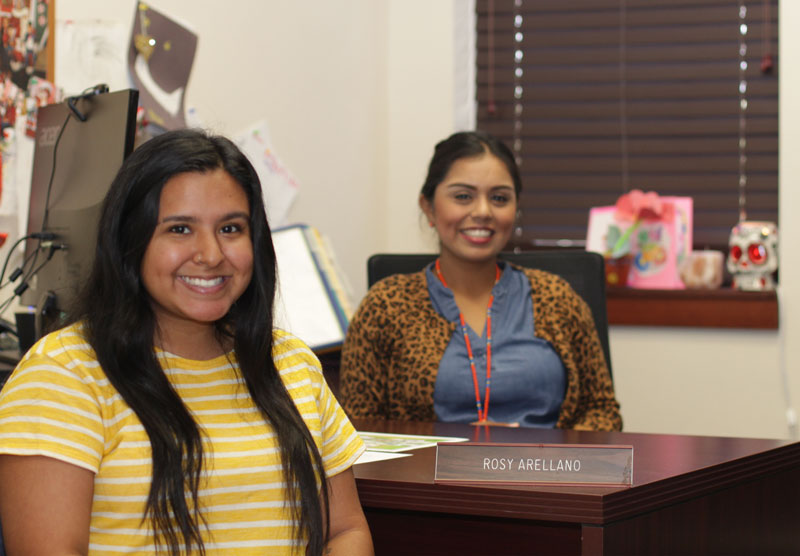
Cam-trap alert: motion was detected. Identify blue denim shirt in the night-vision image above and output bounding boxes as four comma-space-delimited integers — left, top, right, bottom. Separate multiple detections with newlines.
427, 262, 566, 427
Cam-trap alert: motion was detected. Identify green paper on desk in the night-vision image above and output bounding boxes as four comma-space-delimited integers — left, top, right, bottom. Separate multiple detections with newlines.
358, 431, 468, 453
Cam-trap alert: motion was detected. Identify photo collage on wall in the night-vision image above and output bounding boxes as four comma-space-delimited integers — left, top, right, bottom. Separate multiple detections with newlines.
0, 0, 54, 141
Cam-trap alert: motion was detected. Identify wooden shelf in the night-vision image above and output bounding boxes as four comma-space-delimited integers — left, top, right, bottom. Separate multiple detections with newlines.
606, 288, 778, 329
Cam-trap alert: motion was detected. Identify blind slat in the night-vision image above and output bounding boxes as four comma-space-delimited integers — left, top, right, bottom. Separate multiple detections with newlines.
513, 173, 777, 191
475, 98, 778, 118
464, 136, 777, 156
476, 81, 778, 102
477, 0, 772, 14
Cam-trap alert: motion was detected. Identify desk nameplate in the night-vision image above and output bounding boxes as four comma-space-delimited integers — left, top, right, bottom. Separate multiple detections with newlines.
434, 442, 633, 486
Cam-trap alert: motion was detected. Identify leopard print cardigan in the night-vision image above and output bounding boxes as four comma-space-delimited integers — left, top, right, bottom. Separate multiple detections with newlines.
339, 265, 622, 431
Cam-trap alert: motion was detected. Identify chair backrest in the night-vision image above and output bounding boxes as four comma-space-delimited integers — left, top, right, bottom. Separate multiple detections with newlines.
367, 250, 612, 378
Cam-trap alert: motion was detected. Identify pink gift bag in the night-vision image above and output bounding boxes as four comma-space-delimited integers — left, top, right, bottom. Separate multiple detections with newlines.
586, 197, 693, 289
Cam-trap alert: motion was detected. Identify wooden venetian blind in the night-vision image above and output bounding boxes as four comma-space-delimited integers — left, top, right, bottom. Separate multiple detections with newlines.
476, 0, 778, 250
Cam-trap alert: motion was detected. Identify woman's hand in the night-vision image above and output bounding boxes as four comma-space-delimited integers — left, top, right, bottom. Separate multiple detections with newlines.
324, 467, 373, 555
0, 455, 93, 555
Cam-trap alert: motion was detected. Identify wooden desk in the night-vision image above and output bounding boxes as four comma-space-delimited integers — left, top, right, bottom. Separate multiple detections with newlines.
352, 419, 800, 555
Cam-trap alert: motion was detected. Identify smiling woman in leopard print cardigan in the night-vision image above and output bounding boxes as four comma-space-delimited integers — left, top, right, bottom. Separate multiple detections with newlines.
339, 131, 621, 431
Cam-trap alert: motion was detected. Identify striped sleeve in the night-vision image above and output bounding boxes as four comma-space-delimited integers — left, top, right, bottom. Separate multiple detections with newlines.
317, 371, 364, 476
0, 334, 105, 473
272, 331, 364, 477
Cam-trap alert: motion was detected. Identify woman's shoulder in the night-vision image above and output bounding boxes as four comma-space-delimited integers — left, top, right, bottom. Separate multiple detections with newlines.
510, 264, 594, 327
512, 263, 577, 300
271, 329, 323, 377
19, 322, 95, 365
4, 322, 108, 404
270, 329, 334, 407
361, 269, 428, 307
272, 328, 317, 359
350, 270, 430, 332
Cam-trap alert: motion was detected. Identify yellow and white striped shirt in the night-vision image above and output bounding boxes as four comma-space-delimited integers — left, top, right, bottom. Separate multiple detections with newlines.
0, 323, 364, 554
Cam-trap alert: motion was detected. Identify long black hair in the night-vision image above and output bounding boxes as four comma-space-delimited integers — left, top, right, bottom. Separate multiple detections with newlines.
420, 130, 522, 201
69, 129, 328, 555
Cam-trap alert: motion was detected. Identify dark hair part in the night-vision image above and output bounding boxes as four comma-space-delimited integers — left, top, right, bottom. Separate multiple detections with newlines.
419, 130, 522, 201
70, 129, 329, 555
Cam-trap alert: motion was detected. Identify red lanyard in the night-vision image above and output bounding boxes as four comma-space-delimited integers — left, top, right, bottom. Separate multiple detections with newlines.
435, 259, 501, 423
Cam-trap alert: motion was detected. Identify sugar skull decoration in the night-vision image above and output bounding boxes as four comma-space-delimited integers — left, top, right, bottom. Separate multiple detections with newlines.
727, 221, 778, 291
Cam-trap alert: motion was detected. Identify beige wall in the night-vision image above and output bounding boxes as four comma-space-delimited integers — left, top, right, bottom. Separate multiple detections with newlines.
56, 0, 800, 440
58, 0, 392, 299
385, 1, 457, 256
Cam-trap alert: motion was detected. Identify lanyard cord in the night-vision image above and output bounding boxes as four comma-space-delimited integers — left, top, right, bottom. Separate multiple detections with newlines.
435, 259, 501, 422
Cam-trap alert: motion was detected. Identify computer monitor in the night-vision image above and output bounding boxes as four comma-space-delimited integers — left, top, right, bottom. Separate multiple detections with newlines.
19, 88, 139, 344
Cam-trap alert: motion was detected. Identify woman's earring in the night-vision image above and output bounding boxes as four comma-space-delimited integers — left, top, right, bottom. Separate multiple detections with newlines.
428, 221, 435, 228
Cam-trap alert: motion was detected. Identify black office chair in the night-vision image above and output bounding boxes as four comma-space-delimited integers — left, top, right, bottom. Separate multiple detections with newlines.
367, 250, 612, 378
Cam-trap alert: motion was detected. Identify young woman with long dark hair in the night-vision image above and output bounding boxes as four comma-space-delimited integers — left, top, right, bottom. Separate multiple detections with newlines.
0, 129, 372, 555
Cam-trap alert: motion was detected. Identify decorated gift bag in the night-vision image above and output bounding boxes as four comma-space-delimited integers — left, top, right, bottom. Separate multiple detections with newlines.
586, 191, 692, 289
